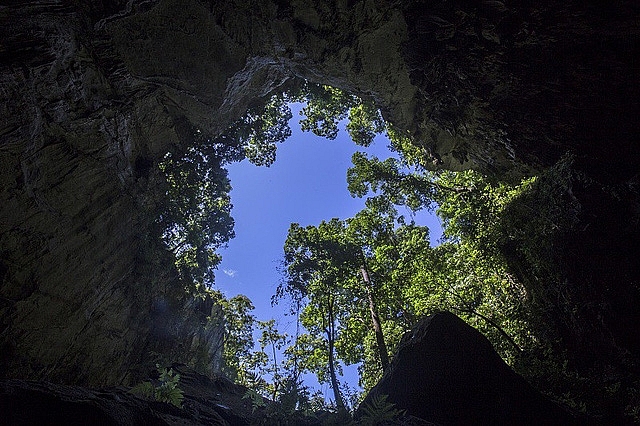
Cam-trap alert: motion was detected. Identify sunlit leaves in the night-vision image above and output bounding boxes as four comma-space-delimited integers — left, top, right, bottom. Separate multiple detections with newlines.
295, 83, 387, 149
154, 78, 573, 406
347, 152, 439, 211
157, 83, 389, 290
158, 133, 235, 286
298, 85, 356, 140
434, 170, 526, 247
346, 103, 385, 147
241, 94, 293, 167
277, 203, 443, 393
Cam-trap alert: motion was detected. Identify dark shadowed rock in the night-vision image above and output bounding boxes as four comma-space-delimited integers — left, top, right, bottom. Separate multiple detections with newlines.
0, 364, 321, 426
357, 312, 589, 426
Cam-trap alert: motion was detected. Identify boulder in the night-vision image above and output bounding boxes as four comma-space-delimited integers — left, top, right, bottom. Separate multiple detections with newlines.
357, 312, 589, 426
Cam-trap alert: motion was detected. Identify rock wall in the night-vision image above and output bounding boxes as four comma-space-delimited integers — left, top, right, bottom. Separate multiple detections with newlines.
0, 1, 241, 384
0, 363, 292, 426
1, 0, 639, 388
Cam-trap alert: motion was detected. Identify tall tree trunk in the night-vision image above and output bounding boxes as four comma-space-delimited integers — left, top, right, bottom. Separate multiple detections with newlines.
360, 264, 390, 372
325, 296, 346, 411
271, 340, 279, 400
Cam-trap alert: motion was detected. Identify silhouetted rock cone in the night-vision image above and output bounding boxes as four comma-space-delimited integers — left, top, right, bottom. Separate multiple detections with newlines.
357, 312, 590, 426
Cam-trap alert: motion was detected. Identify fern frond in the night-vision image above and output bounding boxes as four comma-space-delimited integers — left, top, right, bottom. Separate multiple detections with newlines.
359, 394, 404, 425
155, 384, 184, 407
130, 381, 155, 399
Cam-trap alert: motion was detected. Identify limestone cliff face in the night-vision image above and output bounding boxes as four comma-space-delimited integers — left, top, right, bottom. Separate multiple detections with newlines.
0, 1, 240, 384
1, 0, 639, 386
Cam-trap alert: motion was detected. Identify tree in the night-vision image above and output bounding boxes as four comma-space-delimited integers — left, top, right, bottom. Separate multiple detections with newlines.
156, 91, 298, 288
277, 219, 356, 411
344, 139, 566, 368
294, 82, 385, 147
347, 151, 476, 213
216, 293, 258, 384
158, 81, 563, 411
344, 200, 403, 373
277, 202, 428, 393
157, 129, 237, 287
235, 93, 293, 167
297, 84, 355, 140
181, 83, 614, 417
255, 319, 290, 400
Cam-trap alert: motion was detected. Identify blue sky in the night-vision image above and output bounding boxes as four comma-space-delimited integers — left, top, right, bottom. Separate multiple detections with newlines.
214, 103, 442, 399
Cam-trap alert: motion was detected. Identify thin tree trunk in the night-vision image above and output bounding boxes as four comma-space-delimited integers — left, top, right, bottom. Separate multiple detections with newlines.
271, 340, 279, 400
325, 296, 346, 411
327, 333, 345, 410
360, 264, 390, 371
456, 306, 523, 353
444, 286, 523, 353
292, 301, 301, 383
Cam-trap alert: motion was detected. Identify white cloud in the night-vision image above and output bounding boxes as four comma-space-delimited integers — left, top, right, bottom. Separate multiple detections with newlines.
223, 269, 237, 278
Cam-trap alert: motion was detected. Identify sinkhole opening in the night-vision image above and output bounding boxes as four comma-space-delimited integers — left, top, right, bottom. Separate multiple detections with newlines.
156, 84, 577, 410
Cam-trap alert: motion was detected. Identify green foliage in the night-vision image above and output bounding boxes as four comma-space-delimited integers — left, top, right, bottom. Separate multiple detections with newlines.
158, 131, 236, 287
243, 388, 267, 413
154, 80, 605, 419
239, 93, 293, 167
273, 107, 587, 405
346, 103, 385, 147
216, 293, 259, 383
293, 83, 387, 148
253, 319, 290, 400
130, 381, 155, 399
345, 137, 547, 352
155, 382, 185, 408
347, 152, 439, 211
155, 91, 290, 289
277, 217, 370, 409
272, 377, 304, 415
492, 155, 581, 282
297, 85, 356, 140
358, 394, 404, 425
342, 127, 607, 413
223, 83, 387, 172
211, 290, 316, 413
130, 364, 184, 408
277, 203, 441, 396
155, 84, 386, 291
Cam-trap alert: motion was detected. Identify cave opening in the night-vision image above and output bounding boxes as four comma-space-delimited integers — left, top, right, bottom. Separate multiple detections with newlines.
156, 85, 587, 410
2, 0, 639, 422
